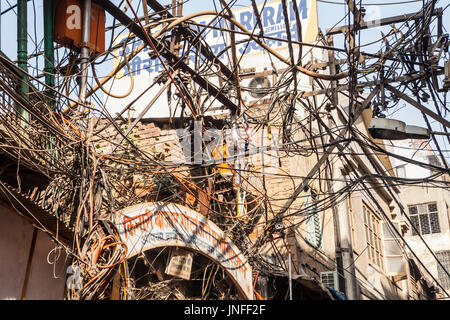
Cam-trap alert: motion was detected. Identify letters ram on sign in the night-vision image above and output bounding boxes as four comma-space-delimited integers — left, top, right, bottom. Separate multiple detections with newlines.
104, 0, 319, 119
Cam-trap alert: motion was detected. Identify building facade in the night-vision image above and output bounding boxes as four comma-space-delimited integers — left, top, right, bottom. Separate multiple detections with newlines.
388, 139, 450, 299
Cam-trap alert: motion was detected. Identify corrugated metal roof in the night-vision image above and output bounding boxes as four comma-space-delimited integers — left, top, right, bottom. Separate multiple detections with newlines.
0, 179, 74, 243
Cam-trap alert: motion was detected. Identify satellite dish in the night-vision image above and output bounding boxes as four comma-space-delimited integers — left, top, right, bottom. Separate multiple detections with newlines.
248, 76, 271, 99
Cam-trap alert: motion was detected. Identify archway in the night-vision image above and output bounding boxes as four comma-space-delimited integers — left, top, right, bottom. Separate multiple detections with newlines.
115, 202, 253, 299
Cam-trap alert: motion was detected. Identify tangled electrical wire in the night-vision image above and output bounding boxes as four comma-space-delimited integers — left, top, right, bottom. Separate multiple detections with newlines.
0, 0, 448, 300
66, 220, 128, 300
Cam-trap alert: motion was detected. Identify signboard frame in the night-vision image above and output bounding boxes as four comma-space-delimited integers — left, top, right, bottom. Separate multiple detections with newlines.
115, 202, 254, 299
104, 0, 319, 119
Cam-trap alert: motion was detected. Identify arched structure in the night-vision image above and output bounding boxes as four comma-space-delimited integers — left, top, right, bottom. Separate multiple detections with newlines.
115, 202, 253, 299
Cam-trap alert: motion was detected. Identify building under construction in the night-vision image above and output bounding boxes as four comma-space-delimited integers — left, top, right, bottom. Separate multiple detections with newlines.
0, 0, 449, 300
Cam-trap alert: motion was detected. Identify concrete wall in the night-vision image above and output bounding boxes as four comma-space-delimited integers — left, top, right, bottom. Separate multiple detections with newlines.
387, 139, 441, 179
0, 203, 68, 300
386, 139, 450, 298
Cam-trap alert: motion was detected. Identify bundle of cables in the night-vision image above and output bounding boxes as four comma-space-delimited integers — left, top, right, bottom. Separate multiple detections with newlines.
66, 220, 129, 300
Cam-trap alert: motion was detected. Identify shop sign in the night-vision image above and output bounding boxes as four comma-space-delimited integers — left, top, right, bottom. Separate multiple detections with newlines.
116, 202, 253, 299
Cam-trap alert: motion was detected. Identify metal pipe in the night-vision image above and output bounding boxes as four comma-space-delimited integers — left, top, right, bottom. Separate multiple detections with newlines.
385, 84, 450, 129
43, 0, 57, 160
146, 0, 237, 83
43, 0, 55, 91
431, 131, 450, 137
288, 252, 293, 300
79, 0, 92, 104
17, 0, 30, 123
17, 0, 28, 86
327, 8, 443, 35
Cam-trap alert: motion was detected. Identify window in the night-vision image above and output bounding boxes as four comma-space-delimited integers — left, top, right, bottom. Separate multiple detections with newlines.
305, 188, 323, 249
321, 271, 339, 291
408, 202, 441, 235
382, 222, 406, 278
363, 205, 384, 271
436, 251, 450, 290
408, 259, 420, 299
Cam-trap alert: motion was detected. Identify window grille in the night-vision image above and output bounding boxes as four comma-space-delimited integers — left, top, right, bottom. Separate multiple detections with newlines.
408, 202, 440, 235
321, 271, 339, 291
436, 251, 450, 290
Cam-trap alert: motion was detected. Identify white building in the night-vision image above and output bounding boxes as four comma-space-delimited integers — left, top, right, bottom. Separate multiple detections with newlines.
387, 139, 450, 299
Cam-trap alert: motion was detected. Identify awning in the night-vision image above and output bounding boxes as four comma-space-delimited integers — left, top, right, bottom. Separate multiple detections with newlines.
0, 179, 73, 243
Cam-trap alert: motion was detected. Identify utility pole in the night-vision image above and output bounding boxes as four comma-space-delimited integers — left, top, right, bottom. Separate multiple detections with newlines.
43, 0, 55, 94
79, 0, 92, 106
17, 0, 30, 127
338, 174, 359, 300
43, 0, 57, 161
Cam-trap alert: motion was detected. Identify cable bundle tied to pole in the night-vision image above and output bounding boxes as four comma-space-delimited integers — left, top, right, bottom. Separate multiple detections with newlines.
66, 220, 128, 300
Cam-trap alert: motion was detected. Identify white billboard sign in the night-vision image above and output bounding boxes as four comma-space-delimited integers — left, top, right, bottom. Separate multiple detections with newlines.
104, 0, 318, 118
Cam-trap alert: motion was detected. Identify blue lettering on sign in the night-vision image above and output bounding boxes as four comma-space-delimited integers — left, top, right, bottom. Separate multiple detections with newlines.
128, 56, 141, 76
292, 0, 308, 19
262, 6, 276, 27
276, 3, 284, 24
143, 57, 152, 72
118, 40, 167, 76
208, 0, 308, 55
117, 0, 309, 76
240, 10, 254, 31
